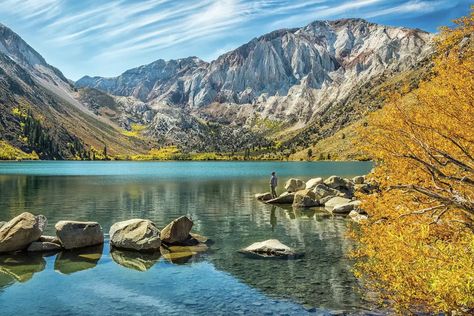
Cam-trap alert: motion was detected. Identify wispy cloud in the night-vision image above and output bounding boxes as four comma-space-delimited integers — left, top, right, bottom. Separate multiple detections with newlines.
0, 0, 470, 79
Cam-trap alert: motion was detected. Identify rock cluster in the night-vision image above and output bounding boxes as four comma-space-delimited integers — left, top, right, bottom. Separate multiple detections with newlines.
257, 175, 377, 222
0, 213, 211, 265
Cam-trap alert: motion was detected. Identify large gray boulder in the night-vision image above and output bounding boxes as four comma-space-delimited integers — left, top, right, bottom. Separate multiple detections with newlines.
293, 189, 319, 208
55, 221, 104, 250
284, 178, 305, 193
0, 212, 47, 253
27, 241, 62, 252
323, 176, 347, 189
305, 178, 323, 190
324, 197, 352, 208
312, 184, 338, 200
239, 239, 304, 259
160, 216, 193, 245
266, 192, 295, 204
110, 219, 161, 251
331, 200, 362, 214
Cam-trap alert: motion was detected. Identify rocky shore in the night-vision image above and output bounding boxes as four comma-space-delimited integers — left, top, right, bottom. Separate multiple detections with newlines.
256, 175, 376, 222
0, 213, 212, 263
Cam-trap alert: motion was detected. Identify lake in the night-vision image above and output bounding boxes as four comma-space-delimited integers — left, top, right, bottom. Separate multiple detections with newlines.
0, 161, 374, 315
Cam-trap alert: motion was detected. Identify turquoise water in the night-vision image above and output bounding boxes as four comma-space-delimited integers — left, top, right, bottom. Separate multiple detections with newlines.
0, 161, 374, 315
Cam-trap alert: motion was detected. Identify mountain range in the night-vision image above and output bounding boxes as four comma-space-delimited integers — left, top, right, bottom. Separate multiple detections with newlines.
0, 18, 434, 159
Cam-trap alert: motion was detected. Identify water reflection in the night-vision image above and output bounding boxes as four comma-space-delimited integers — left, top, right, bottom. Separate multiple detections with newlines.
54, 244, 103, 275
111, 249, 161, 271
0, 253, 45, 283
0, 161, 374, 313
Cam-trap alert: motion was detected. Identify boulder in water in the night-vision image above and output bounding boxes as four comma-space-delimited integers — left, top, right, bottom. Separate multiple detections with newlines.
284, 178, 305, 193
27, 241, 62, 252
0, 213, 47, 253
55, 221, 104, 250
266, 192, 295, 204
109, 219, 161, 251
331, 200, 362, 214
293, 189, 319, 208
239, 239, 304, 259
255, 192, 273, 201
305, 178, 323, 190
324, 197, 352, 209
160, 216, 193, 245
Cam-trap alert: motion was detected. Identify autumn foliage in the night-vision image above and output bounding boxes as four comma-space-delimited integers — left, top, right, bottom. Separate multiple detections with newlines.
353, 9, 474, 314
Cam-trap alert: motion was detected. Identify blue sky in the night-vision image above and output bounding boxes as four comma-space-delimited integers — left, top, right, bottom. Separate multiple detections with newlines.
0, 0, 471, 80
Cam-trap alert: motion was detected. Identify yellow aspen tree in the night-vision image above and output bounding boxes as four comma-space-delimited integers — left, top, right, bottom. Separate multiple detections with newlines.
353, 8, 474, 314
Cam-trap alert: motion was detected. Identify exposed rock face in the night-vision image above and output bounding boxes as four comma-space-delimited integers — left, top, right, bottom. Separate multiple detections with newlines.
305, 178, 323, 190
109, 219, 161, 251
0, 212, 47, 253
76, 19, 432, 126
266, 192, 295, 204
160, 216, 193, 245
284, 178, 305, 193
239, 239, 304, 259
55, 221, 104, 250
293, 189, 319, 208
27, 241, 61, 252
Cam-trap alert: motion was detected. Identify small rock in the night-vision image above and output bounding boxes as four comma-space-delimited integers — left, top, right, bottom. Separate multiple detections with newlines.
39, 235, 61, 245
27, 241, 62, 252
349, 210, 368, 223
160, 216, 193, 245
305, 178, 323, 190
110, 219, 161, 251
266, 192, 295, 204
255, 192, 273, 201
239, 239, 304, 259
0, 212, 47, 253
293, 189, 319, 208
352, 176, 365, 184
331, 201, 362, 214
284, 178, 305, 193
55, 221, 104, 250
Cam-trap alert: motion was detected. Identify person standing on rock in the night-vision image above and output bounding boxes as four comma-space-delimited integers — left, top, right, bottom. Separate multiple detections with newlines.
270, 172, 278, 198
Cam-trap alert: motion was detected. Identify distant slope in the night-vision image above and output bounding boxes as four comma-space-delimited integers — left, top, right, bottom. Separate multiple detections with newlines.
0, 23, 149, 159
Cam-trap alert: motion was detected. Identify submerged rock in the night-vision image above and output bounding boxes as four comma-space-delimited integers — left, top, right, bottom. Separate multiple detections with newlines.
160, 243, 208, 265
38, 235, 61, 245
255, 192, 273, 201
293, 189, 319, 208
160, 216, 193, 245
284, 178, 305, 193
109, 219, 161, 251
55, 221, 104, 250
0, 212, 47, 253
239, 239, 304, 259
266, 192, 295, 204
27, 241, 61, 252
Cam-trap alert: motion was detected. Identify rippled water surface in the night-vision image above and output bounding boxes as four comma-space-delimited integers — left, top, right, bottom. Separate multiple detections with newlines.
0, 161, 373, 315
